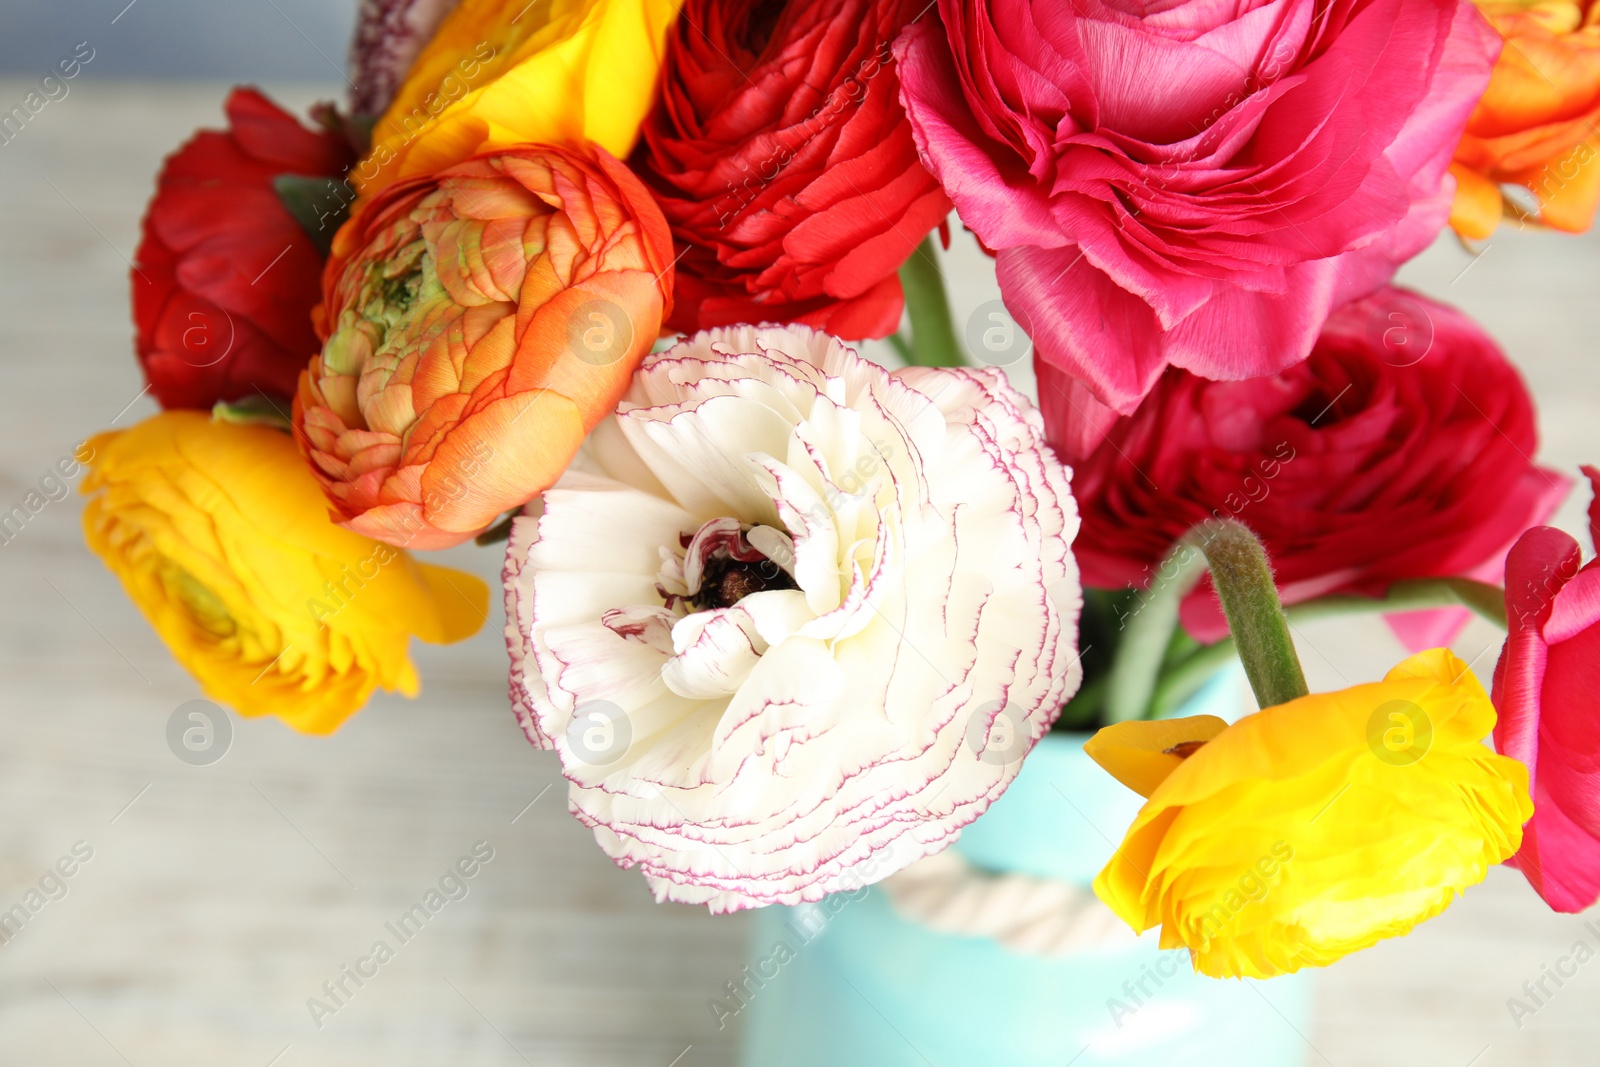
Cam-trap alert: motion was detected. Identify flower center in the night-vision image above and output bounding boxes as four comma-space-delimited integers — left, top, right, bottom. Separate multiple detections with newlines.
689, 553, 796, 611
662, 517, 799, 613
158, 560, 237, 640
736, 0, 791, 58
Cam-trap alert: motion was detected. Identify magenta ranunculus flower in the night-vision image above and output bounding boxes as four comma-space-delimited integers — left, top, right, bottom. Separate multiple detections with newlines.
1493, 468, 1600, 914
895, 0, 1502, 424
504, 325, 1082, 912
347, 0, 461, 117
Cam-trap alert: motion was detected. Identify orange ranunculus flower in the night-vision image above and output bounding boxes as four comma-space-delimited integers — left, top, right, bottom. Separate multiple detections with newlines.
295, 143, 675, 550
81, 412, 487, 733
1451, 0, 1600, 238
353, 0, 685, 201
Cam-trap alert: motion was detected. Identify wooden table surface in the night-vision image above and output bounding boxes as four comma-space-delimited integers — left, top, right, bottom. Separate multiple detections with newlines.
1, 80, 1598, 1067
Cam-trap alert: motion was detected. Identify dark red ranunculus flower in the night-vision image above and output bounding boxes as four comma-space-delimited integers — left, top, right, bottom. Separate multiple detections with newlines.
1047, 287, 1568, 642
133, 87, 356, 411
630, 0, 951, 340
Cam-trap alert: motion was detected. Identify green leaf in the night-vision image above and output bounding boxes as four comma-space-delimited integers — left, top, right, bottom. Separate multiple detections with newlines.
212, 395, 292, 431
474, 511, 519, 547
1280, 577, 1507, 629
274, 173, 356, 256
1056, 673, 1108, 731
1146, 574, 1509, 718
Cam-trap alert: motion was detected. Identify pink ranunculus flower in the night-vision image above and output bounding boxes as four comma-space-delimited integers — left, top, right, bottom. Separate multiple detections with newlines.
894, 0, 1502, 426
504, 325, 1083, 912
1493, 467, 1600, 914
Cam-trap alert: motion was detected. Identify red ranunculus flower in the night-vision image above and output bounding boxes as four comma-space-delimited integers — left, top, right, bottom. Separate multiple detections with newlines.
1049, 287, 1567, 643
133, 87, 356, 410
1494, 468, 1600, 914
630, 0, 951, 340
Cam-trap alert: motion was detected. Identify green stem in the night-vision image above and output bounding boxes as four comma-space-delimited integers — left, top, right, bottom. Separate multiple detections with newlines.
1151, 641, 1239, 718
1280, 577, 1507, 629
896, 234, 965, 367
1162, 625, 1201, 668
1148, 575, 1508, 716
1104, 545, 1207, 723
1184, 521, 1308, 710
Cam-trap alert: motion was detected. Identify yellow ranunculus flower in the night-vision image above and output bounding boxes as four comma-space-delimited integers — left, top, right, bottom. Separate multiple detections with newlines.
1088, 649, 1533, 978
354, 0, 685, 198
81, 412, 488, 734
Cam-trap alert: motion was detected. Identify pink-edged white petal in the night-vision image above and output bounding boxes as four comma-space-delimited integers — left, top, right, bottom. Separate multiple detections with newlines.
663, 608, 768, 700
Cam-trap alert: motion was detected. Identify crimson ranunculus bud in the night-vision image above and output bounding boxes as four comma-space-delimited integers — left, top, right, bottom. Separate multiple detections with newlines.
630, 0, 951, 340
133, 88, 356, 410
1049, 287, 1568, 643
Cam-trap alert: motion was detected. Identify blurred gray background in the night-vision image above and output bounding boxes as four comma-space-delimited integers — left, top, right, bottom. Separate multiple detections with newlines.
0, 0, 358, 81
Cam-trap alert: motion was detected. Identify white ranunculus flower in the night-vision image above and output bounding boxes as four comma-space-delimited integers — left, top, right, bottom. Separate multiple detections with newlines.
504, 325, 1081, 912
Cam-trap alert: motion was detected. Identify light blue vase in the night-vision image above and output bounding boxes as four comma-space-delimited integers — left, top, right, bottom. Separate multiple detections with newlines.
736, 669, 1312, 1067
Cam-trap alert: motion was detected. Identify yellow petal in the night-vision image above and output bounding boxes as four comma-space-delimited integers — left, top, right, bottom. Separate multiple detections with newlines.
360, 0, 685, 198
414, 562, 491, 644
1087, 649, 1532, 978
80, 412, 488, 733
1083, 715, 1230, 798
1381, 645, 1469, 685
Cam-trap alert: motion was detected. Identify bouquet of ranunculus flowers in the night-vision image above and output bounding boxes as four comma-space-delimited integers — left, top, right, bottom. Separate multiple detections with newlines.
89, 0, 1600, 1029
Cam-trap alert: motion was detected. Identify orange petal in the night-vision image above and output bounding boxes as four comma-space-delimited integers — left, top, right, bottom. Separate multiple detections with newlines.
1448, 163, 1504, 239
419, 389, 586, 533
1519, 139, 1600, 231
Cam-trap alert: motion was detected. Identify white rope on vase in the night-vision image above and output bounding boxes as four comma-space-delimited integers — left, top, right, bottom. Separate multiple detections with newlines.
880, 850, 1139, 957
